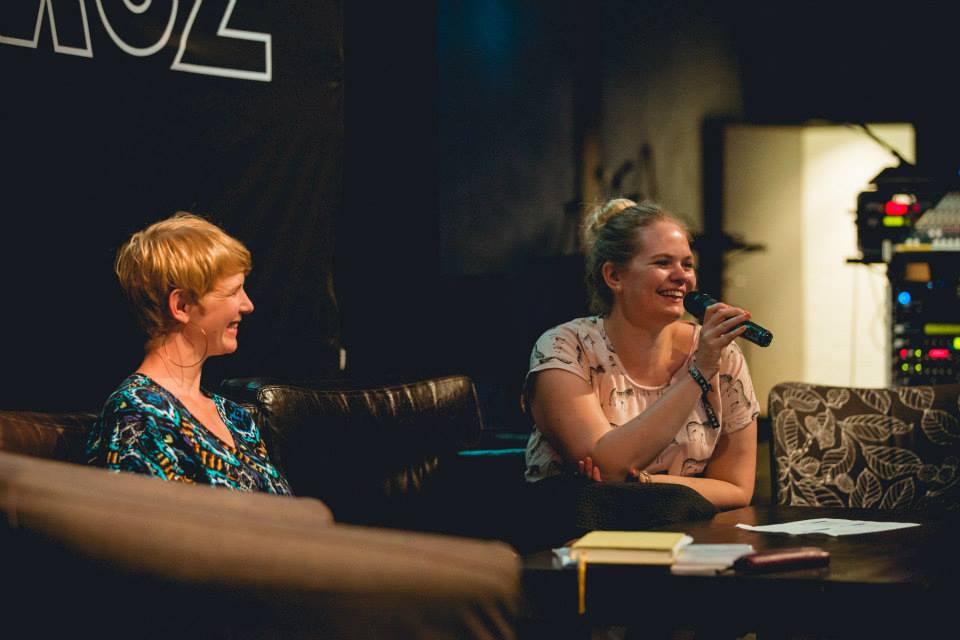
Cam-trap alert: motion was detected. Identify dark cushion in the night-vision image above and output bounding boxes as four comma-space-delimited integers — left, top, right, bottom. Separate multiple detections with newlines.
769, 382, 960, 511
220, 375, 484, 527
574, 481, 719, 530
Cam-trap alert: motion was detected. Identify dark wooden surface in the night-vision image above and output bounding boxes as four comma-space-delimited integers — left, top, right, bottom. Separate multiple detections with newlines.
521, 505, 960, 638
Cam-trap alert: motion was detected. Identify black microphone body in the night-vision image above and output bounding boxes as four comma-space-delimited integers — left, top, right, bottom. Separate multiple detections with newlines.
683, 291, 773, 347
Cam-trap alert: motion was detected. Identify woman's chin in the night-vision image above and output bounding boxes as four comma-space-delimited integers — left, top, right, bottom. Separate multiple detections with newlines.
647, 307, 684, 324
214, 341, 239, 356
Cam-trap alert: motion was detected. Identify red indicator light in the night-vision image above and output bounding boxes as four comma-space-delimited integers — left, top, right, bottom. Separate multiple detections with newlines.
911, 203, 922, 213
929, 349, 950, 360
885, 201, 908, 215
899, 348, 909, 359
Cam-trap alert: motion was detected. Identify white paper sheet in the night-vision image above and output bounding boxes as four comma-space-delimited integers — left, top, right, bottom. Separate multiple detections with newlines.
736, 517, 920, 536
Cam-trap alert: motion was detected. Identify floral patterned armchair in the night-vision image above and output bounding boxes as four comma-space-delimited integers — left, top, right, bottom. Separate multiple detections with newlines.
769, 382, 960, 511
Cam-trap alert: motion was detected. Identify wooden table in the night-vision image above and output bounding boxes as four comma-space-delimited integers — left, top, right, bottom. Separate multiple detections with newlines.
521, 505, 960, 638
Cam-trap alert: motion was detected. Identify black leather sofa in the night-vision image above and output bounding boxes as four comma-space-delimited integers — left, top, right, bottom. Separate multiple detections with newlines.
219, 374, 533, 544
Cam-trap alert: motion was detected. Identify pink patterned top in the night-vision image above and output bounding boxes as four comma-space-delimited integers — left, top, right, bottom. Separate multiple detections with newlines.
524, 317, 759, 482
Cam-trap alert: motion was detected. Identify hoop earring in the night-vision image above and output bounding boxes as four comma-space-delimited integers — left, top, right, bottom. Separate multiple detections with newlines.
162, 324, 208, 368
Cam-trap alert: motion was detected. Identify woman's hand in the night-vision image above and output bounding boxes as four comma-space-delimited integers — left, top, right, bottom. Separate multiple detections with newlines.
577, 456, 602, 482
693, 302, 751, 379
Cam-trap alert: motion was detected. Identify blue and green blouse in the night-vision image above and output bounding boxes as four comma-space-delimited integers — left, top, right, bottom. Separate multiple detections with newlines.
87, 373, 292, 495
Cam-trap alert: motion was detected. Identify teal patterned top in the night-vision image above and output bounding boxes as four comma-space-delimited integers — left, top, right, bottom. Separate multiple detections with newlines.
87, 373, 292, 495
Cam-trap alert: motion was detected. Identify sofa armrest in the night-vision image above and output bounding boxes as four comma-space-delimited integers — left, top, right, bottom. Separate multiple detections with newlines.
220, 375, 484, 527
1, 450, 517, 639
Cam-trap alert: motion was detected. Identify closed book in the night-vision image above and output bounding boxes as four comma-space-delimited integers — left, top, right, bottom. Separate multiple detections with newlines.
570, 531, 693, 565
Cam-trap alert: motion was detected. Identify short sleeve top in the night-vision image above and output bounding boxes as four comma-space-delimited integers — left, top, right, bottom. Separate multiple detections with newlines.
523, 316, 759, 482
87, 373, 292, 495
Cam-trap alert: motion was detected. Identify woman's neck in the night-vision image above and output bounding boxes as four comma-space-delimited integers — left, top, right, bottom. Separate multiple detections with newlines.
138, 335, 206, 400
603, 308, 685, 383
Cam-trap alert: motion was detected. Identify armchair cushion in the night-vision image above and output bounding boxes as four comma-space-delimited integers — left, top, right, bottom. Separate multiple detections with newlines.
769, 382, 960, 511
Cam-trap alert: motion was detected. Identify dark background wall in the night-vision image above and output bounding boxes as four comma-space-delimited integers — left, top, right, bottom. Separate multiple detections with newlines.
2, 1, 342, 411
2, 2, 958, 428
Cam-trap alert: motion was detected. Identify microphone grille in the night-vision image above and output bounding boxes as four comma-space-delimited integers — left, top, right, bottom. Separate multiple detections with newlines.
683, 291, 714, 316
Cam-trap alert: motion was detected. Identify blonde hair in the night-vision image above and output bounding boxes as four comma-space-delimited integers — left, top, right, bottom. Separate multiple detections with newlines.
115, 212, 252, 344
582, 198, 689, 315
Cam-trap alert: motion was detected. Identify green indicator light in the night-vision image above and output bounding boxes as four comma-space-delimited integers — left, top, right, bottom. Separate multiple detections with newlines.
915, 364, 922, 372
954, 337, 960, 350
901, 363, 910, 372
925, 324, 960, 335
915, 349, 922, 358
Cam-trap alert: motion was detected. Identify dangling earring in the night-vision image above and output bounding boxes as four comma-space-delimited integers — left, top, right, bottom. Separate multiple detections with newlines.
162, 324, 208, 368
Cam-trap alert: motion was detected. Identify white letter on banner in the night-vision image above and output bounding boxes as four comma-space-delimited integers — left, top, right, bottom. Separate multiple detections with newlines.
172, 0, 271, 82
93, 0, 178, 56
0, 0, 93, 57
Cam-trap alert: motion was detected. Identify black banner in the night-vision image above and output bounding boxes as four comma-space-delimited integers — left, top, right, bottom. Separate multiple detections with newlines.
1, 1, 343, 410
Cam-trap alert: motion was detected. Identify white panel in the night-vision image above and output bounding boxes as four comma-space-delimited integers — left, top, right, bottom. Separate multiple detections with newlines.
723, 126, 804, 414
723, 123, 914, 412
801, 124, 914, 388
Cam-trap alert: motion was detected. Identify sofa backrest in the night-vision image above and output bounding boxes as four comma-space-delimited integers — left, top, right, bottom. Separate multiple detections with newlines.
0, 410, 97, 463
220, 375, 484, 528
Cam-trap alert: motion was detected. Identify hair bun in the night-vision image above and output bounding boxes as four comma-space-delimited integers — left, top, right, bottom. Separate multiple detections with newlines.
581, 198, 637, 252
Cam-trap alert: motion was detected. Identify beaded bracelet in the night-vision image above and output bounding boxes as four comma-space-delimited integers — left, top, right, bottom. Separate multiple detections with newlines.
689, 362, 721, 430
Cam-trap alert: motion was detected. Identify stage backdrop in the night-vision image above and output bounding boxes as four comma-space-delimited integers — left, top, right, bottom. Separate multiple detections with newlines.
1, 1, 343, 411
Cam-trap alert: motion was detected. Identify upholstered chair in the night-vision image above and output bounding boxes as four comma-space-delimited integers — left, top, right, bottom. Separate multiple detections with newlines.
769, 382, 960, 511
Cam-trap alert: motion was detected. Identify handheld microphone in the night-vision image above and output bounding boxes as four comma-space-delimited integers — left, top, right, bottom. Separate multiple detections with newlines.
683, 291, 773, 347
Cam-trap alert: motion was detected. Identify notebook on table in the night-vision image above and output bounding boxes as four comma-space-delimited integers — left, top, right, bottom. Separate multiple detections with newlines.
569, 530, 693, 565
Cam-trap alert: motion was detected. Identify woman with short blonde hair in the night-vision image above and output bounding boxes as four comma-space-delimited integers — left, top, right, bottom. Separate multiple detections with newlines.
115, 212, 253, 347
87, 212, 290, 494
